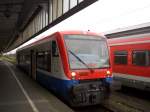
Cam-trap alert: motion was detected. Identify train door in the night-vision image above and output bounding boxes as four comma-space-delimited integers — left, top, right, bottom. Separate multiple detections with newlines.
51, 40, 61, 73
30, 50, 36, 80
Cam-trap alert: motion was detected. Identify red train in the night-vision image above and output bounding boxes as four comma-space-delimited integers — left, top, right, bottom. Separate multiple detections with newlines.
108, 33, 150, 90
16, 31, 112, 106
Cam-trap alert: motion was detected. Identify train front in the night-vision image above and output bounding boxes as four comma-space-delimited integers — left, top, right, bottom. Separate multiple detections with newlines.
63, 32, 112, 106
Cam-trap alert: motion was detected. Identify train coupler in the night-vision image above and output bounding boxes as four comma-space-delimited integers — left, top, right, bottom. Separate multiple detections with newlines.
70, 82, 109, 106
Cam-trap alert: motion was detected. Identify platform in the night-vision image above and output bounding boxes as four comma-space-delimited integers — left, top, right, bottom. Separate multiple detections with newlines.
0, 60, 73, 112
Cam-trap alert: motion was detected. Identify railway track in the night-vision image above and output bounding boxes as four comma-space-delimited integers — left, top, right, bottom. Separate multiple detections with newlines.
103, 87, 150, 112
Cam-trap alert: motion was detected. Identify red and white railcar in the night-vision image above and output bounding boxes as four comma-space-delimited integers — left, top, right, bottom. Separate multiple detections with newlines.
108, 33, 150, 90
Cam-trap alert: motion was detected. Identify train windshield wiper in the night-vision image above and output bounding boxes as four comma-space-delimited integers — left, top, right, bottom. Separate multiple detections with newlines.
68, 50, 93, 71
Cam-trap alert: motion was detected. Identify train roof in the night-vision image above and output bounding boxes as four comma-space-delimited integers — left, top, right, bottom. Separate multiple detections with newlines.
108, 32, 150, 46
17, 30, 104, 52
105, 22, 150, 39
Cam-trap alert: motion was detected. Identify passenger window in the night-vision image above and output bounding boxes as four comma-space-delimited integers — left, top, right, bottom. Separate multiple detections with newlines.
114, 51, 128, 65
37, 51, 51, 71
52, 41, 59, 57
37, 52, 44, 69
132, 50, 149, 66
25, 54, 30, 64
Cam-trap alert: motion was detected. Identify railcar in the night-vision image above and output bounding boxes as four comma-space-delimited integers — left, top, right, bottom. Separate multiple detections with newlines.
108, 33, 150, 90
17, 31, 112, 106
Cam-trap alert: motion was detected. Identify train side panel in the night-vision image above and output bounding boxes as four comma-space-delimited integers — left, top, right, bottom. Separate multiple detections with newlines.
35, 34, 79, 100
16, 33, 74, 100
108, 34, 150, 90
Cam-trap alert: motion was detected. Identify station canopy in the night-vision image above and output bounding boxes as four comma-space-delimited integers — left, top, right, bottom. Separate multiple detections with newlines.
0, 0, 97, 53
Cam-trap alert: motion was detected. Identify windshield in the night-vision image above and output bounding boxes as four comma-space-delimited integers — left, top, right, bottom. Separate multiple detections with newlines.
64, 35, 110, 69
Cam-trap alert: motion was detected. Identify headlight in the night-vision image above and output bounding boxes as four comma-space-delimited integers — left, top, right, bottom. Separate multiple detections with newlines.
71, 72, 76, 77
106, 70, 111, 75
106, 70, 111, 77
71, 72, 76, 79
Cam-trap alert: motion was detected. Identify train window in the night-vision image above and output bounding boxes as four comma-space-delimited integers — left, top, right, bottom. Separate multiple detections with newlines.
45, 51, 51, 72
37, 51, 51, 71
114, 51, 128, 65
64, 35, 109, 69
37, 52, 44, 69
52, 41, 59, 57
25, 54, 30, 64
19, 55, 23, 63
132, 50, 149, 66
